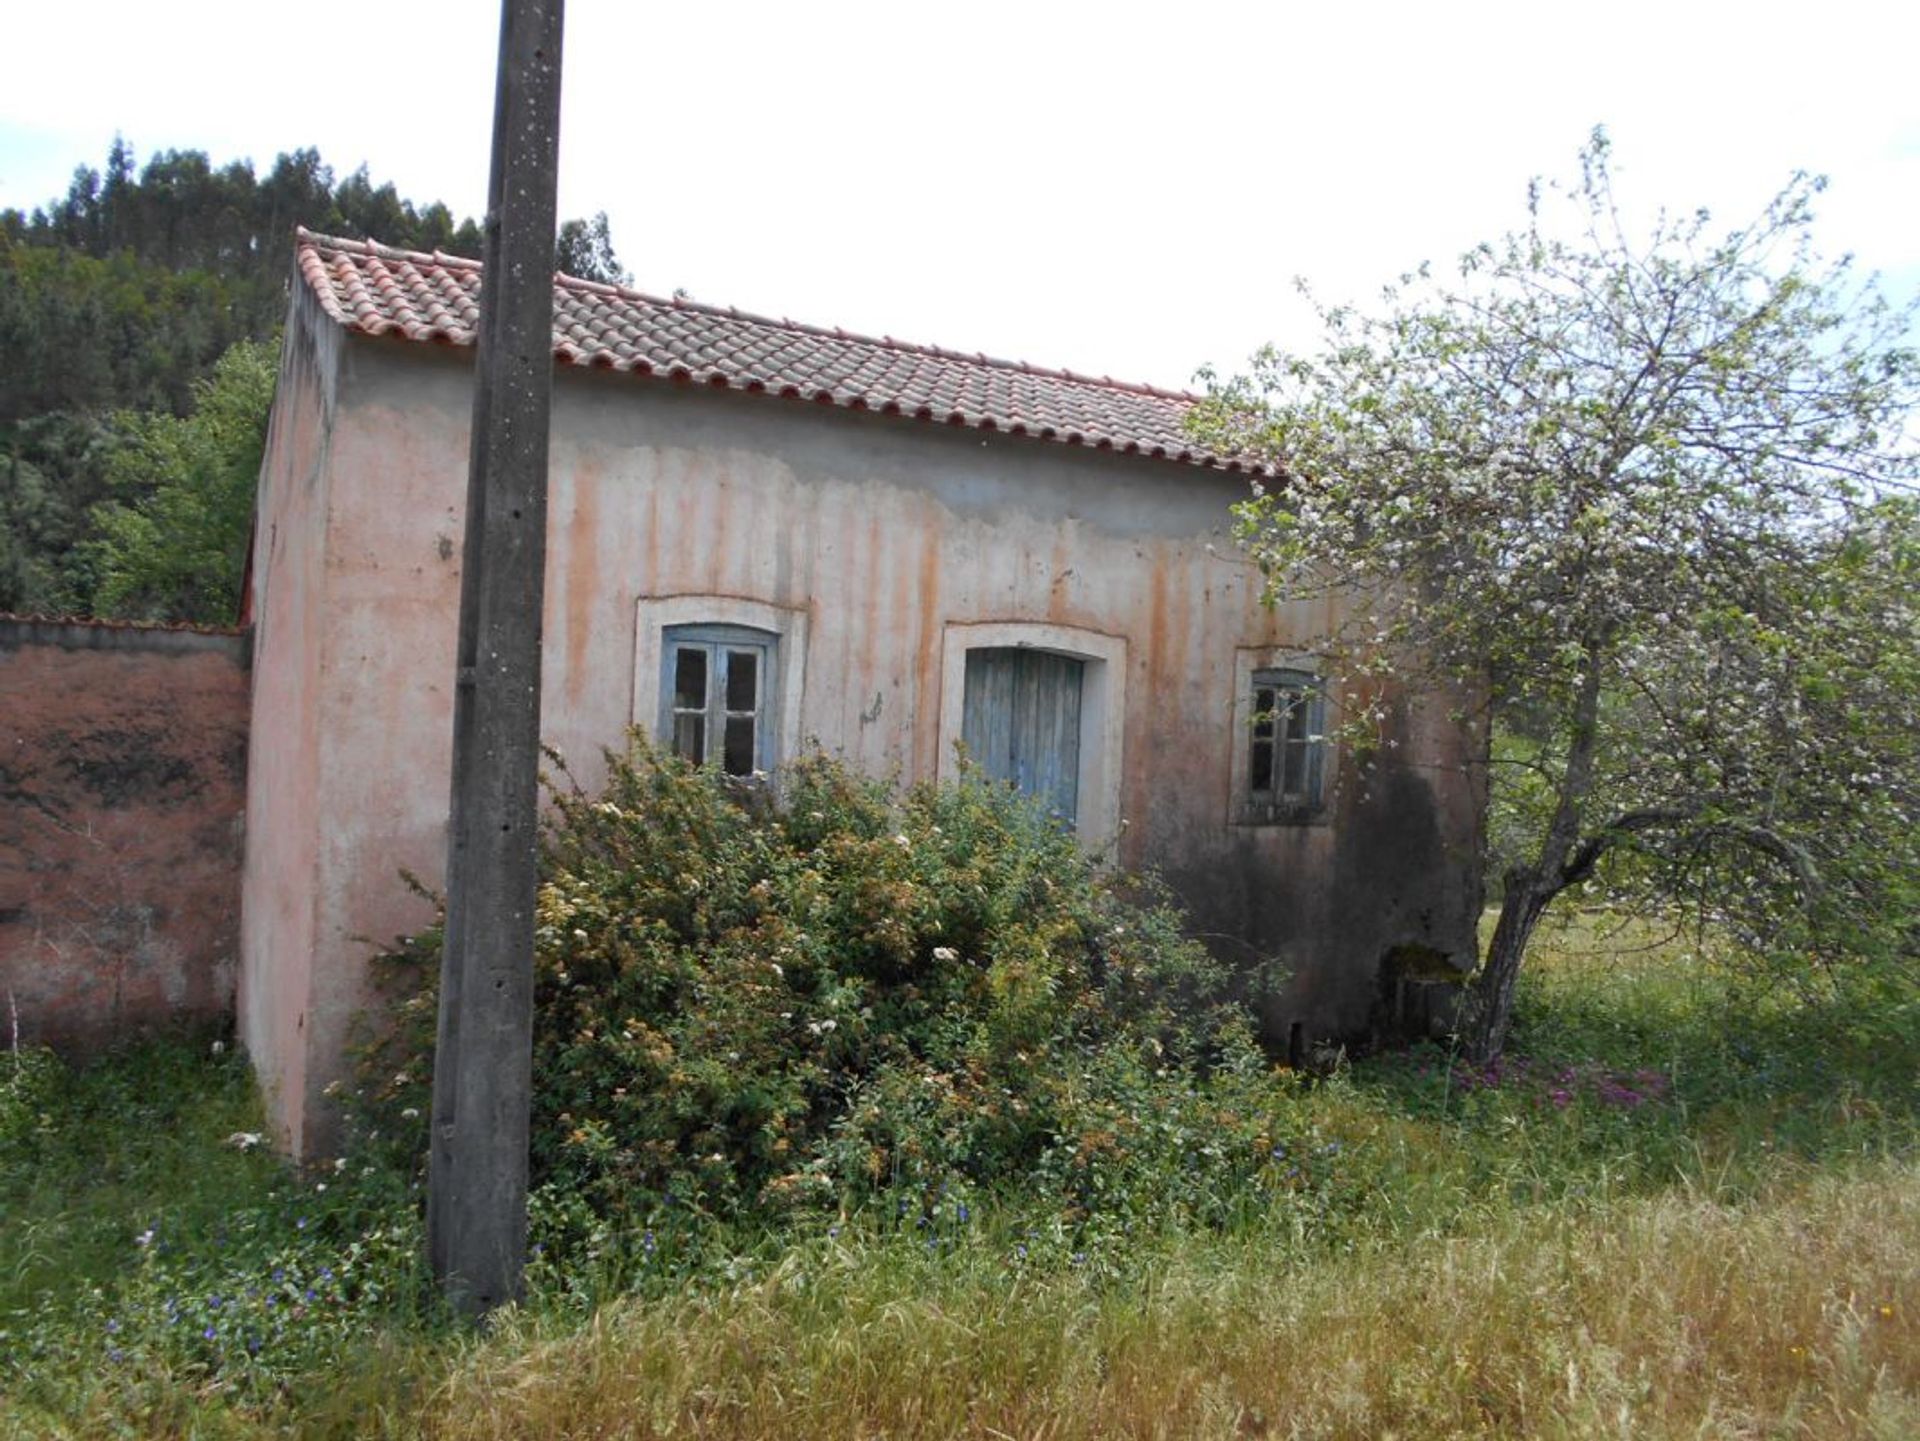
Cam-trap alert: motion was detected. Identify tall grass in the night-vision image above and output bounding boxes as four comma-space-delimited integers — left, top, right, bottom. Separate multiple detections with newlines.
3, 913, 1914, 1438
430, 1159, 1919, 1440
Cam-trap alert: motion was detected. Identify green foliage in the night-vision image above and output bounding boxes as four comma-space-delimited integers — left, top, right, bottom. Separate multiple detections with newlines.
0, 1044, 64, 1155
1, 143, 486, 424
554, 211, 628, 285
0, 137, 621, 622
0, 1040, 432, 1425
357, 742, 1271, 1258
1191, 129, 1920, 1057
87, 337, 277, 623
0, 411, 114, 613
0, 235, 265, 423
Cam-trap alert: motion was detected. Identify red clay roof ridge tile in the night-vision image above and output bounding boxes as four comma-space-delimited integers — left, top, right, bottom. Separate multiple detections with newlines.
297, 227, 1202, 405
291, 228, 1267, 474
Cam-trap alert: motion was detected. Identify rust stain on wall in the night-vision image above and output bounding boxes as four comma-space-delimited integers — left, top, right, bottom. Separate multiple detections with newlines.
854, 510, 884, 706
1162, 547, 1194, 695
641, 479, 661, 595
563, 462, 602, 708
1046, 532, 1072, 624
913, 520, 943, 780
1146, 552, 1169, 682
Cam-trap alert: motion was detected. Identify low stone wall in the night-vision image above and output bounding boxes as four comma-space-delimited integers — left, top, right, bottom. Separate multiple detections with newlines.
0, 618, 249, 1052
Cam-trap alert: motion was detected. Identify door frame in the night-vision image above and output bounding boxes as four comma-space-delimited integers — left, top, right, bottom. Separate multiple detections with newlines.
936, 621, 1127, 851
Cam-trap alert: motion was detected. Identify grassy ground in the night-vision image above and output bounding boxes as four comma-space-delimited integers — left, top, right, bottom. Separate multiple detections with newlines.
3, 915, 1914, 1438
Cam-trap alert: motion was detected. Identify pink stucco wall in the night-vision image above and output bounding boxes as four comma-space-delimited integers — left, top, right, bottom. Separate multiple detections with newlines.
238, 292, 336, 1155
243, 310, 1485, 1156
1, 619, 248, 1052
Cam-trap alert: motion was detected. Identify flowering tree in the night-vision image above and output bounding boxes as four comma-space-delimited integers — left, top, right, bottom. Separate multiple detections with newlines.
1191, 133, 1918, 1062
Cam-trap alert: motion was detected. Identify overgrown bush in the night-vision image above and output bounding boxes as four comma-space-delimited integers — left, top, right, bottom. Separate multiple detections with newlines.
356, 740, 1281, 1256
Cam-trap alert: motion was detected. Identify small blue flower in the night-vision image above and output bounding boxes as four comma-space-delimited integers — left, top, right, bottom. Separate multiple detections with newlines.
295, 1218, 307, 1230
203, 1326, 217, 1341
108, 1347, 126, 1362
272, 1268, 286, 1282
207, 1296, 222, 1310
318, 1267, 334, 1283
956, 1203, 970, 1223
106, 1319, 120, 1334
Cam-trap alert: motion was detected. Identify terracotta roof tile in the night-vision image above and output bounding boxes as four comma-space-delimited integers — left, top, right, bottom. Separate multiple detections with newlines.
294, 229, 1262, 474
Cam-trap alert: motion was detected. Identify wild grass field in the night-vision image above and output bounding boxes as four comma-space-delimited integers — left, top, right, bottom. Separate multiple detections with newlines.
4, 904, 1913, 1440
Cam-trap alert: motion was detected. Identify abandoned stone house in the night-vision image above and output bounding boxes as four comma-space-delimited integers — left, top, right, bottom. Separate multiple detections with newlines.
239, 230, 1484, 1154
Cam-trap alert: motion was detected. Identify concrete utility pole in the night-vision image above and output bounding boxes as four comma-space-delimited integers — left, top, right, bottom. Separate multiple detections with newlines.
427, 0, 565, 1319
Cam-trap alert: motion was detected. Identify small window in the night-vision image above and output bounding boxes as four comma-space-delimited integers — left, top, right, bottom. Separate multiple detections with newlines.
660, 625, 777, 777
1246, 668, 1326, 821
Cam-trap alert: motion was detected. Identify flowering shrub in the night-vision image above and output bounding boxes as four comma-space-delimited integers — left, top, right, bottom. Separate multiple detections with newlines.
357, 740, 1263, 1254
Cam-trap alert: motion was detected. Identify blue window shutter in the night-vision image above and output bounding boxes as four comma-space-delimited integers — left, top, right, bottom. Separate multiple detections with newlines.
963, 648, 1083, 824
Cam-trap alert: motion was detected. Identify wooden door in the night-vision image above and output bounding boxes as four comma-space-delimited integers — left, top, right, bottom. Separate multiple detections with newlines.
961, 648, 1084, 824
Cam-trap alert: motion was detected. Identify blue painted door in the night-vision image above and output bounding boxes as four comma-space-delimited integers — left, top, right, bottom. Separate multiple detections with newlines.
961, 648, 1083, 824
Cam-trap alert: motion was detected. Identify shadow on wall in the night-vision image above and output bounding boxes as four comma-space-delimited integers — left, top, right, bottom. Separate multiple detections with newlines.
1330, 759, 1476, 1048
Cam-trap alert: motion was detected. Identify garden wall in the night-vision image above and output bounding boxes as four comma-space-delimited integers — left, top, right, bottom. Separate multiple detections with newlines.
0, 617, 249, 1052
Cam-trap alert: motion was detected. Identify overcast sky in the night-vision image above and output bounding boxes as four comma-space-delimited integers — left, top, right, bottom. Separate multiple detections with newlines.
3, 1, 1915, 391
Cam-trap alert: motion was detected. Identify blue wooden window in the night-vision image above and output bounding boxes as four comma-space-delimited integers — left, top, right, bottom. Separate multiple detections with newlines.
1248, 668, 1325, 821
660, 624, 777, 776
961, 647, 1084, 824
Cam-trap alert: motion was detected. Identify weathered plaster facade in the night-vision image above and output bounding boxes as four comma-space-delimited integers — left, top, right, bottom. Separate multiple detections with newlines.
243, 265, 1484, 1156
1, 618, 248, 1052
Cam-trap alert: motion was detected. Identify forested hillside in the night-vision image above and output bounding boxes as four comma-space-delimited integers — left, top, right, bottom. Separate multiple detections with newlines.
0, 139, 622, 621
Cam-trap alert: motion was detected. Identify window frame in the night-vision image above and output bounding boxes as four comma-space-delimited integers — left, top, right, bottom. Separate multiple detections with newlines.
632, 595, 809, 783
936, 621, 1128, 851
1231, 649, 1334, 827
659, 623, 778, 776
960, 645, 1087, 826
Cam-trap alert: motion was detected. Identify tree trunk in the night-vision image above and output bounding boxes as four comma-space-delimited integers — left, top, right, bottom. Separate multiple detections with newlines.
1463, 646, 1606, 1064
1465, 872, 1555, 1064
